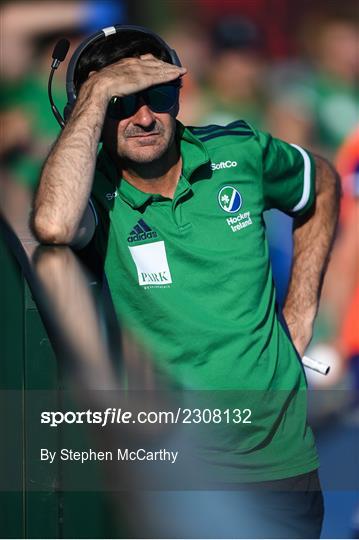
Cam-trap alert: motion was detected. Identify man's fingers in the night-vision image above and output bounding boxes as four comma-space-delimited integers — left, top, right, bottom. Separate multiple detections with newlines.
119, 55, 186, 72
139, 53, 155, 59
94, 54, 187, 99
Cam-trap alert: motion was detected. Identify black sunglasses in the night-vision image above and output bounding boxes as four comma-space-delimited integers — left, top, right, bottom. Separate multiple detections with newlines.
107, 82, 180, 120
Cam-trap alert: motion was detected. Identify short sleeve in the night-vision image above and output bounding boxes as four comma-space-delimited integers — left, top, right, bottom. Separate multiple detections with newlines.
257, 131, 316, 216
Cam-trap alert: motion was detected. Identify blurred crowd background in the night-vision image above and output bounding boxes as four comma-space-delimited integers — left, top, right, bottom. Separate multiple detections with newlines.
0, 1, 358, 538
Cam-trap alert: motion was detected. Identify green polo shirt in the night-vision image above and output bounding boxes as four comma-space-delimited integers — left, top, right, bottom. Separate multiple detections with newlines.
90, 120, 319, 482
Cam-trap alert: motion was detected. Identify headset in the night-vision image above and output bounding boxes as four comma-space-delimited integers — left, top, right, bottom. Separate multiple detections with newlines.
48, 24, 182, 129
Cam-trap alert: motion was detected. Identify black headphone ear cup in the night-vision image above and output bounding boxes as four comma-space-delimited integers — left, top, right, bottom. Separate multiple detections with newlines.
171, 49, 182, 68
63, 102, 74, 123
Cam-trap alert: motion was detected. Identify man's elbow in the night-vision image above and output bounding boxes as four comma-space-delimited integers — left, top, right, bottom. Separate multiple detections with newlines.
31, 211, 73, 245
314, 155, 342, 202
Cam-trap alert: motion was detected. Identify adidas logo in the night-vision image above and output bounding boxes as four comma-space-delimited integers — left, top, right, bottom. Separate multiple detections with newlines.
127, 219, 158, 243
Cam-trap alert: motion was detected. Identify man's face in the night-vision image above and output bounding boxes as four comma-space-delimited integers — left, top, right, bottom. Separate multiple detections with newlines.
103, 100, 177, 165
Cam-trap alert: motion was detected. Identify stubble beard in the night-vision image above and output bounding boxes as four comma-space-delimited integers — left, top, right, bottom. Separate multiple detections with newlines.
117, 120, 178, 177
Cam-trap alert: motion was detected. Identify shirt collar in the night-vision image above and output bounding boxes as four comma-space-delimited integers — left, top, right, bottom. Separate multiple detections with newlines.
176, 121, 210, 180
97, 121, 209, 209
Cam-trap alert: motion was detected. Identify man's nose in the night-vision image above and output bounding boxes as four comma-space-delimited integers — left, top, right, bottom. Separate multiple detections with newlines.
131, 98, 156, 128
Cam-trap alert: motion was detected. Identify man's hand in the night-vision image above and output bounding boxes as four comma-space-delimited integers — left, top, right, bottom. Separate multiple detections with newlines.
86, 54, 186, 102
283, 155, 341, 357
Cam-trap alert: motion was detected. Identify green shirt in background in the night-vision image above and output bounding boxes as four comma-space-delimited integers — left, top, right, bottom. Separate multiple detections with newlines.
90, 120, 319, 482
1, 75, 64, 189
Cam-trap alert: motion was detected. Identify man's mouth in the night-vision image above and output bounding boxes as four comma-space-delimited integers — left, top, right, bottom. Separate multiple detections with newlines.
127, 132, 160, 138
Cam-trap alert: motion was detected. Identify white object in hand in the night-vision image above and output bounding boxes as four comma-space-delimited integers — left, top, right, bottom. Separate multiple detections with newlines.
302, 355, 330, 375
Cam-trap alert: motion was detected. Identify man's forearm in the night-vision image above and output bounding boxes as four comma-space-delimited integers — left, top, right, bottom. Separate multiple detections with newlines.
32, 80, 107, 244
283, 156, 341, 356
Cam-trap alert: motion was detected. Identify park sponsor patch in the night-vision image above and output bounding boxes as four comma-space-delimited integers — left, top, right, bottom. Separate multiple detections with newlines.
128, 240, 172, 288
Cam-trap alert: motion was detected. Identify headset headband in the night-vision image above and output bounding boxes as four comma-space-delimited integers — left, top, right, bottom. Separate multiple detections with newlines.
65, 24, 182, 107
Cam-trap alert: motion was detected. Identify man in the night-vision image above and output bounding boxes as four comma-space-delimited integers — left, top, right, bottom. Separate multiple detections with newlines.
33, 27, 340, 538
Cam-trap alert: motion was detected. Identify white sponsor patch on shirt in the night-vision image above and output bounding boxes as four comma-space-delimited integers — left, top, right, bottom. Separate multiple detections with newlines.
128, 241, 172, 287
